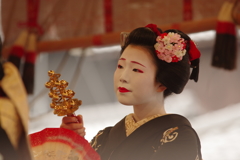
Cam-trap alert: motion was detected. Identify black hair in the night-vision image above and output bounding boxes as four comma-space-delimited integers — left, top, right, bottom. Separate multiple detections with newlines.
121, 27, 194, 98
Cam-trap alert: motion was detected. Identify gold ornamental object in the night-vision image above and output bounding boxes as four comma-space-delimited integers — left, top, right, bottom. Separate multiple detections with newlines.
45, 70, 82, 116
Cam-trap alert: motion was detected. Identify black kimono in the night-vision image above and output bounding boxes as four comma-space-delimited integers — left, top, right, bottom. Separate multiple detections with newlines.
90, 114, 202, 160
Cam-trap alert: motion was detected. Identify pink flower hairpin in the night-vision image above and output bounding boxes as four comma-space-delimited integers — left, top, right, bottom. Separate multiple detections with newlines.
154, 32, 187, 63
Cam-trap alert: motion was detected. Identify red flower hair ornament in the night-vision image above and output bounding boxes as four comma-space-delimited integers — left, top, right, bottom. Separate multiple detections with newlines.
145, 24, 201, 82
145, 24, 201, 63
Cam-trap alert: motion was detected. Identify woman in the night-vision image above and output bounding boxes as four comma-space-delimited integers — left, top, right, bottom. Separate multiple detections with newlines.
61, 24, 202, 160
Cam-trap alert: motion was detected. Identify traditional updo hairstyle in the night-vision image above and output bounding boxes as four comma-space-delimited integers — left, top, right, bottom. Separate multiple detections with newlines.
121, 27, 199, 98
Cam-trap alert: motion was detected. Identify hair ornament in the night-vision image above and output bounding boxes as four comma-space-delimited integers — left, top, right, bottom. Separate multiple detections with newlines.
188, 40, 201, 82
145, 24, 201, 82
145, 24, 201, 64
146, 24, 187, 63
189, 40, 201, 61
145, 24, 162, 36
154, 32, 187, 63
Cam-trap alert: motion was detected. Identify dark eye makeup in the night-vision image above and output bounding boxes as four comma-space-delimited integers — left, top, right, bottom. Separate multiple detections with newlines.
117, 64, 144, 73
117, 64, 123, 68
133, 68, 144, 73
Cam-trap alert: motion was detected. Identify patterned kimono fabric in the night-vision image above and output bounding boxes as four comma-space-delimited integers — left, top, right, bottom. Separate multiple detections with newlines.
0, 62, 33, 160
91, 114, 202, 160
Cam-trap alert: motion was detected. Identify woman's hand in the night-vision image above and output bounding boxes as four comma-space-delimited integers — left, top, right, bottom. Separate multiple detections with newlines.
60, 115, 86, 137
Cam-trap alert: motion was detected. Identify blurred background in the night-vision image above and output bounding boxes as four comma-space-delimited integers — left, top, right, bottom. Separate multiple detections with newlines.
0, 0, 240, 159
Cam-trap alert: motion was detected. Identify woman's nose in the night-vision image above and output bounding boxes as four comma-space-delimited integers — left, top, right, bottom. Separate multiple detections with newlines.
119, 70, 129, 83
120, 78, 127, 83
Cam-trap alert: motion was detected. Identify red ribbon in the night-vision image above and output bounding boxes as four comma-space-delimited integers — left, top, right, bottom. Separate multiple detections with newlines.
27, 0, 39, 26
145, 24, 162, 35
104, 0, 113, 32
189, 40, 201, 61
183, 0, 193, 21
18, 0, 43, 34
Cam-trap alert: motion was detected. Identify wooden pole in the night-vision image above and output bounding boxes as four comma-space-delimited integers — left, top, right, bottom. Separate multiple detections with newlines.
37, 17, 217, 53
2, 17, 218, 57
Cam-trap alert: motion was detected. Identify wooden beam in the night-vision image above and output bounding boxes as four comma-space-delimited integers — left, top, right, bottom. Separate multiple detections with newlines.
2, 17, 218, 57
37, 17, 217, 53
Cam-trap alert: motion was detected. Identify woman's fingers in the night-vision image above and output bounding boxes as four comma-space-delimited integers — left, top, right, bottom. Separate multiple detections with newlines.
74, 127, 86, 137
76, 115, 84, 124
60, 121, 83, 129
62, 116, 79, 124
60, 114, 86, 137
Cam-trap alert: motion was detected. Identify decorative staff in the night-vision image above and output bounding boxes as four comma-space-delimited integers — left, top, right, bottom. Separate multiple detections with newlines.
45, 70, 82, 116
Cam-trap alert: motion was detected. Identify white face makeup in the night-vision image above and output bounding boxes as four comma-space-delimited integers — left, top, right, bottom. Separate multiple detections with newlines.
114, 45, 162, 106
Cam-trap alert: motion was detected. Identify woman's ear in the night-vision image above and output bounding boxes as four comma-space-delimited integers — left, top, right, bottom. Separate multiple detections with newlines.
157, 83, 167, 92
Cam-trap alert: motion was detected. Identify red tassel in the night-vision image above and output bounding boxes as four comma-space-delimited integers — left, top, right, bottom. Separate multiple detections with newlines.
212, 1, 237, 70
22, 33, 37, 94
8, 31, 29, 69
25, 51, 37, 64
216, 21, 236, 35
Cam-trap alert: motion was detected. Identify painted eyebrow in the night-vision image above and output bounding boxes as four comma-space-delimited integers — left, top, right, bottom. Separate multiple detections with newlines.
131, 61, 146, 67
119, 58, 146, 67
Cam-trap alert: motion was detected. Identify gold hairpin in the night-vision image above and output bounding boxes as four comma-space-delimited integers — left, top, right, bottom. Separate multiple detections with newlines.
120, 32, 129, 47
45, 70, 82, 116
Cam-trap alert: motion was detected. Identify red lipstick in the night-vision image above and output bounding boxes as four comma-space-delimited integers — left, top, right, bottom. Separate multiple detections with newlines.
118, 87, 130, 93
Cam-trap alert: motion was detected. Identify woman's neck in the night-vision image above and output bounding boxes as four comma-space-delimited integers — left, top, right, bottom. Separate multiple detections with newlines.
132, 101, 166, 122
